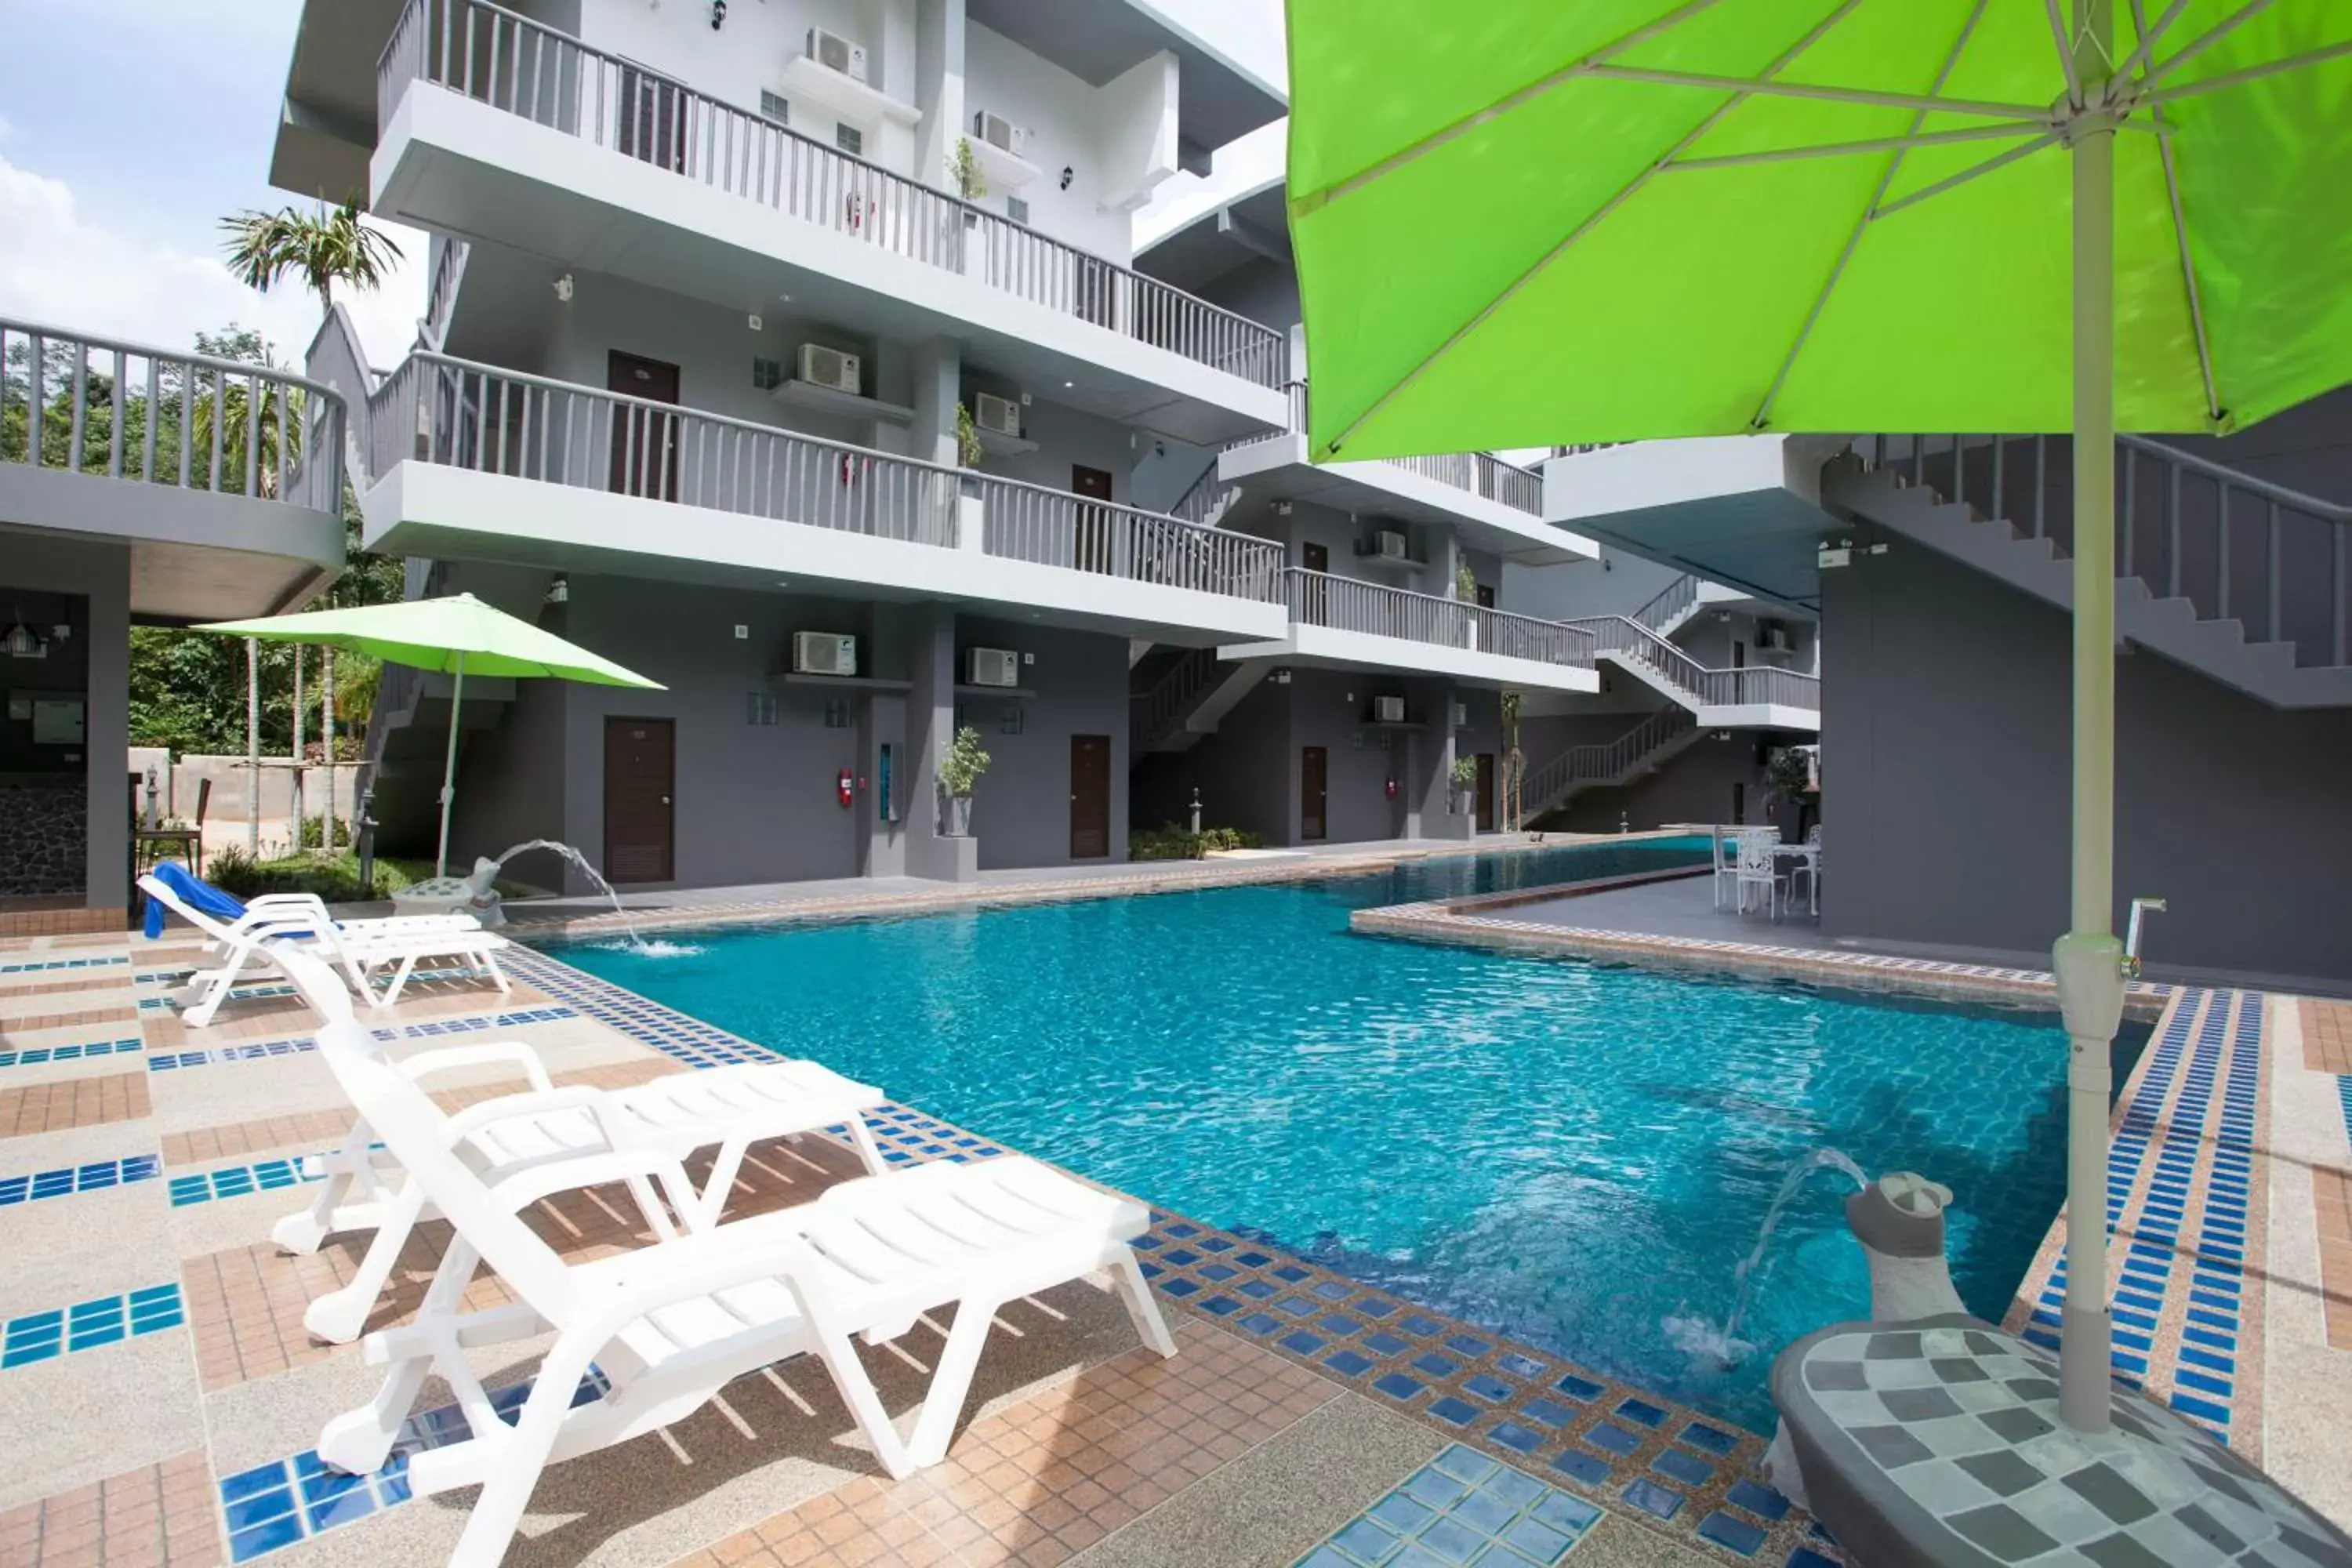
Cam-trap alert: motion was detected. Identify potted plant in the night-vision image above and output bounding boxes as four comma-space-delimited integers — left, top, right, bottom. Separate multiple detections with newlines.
1450, 754, 1479, 814
947, 137, 986, 270
953, 401, 985, 467
1455, 562, 1482, 649
938, 724, 990, 836
1764, 745, 1820, 840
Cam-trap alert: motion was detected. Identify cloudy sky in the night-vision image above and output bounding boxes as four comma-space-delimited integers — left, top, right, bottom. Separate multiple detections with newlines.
0, 0, 1289, 368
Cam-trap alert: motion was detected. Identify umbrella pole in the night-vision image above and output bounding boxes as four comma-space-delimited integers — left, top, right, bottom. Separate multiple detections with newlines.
435, 652, 464, 880
2054, 4, 2125, 1437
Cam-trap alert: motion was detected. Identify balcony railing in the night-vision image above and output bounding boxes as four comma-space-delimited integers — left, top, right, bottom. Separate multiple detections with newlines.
1229, 382, 1544, 514
1, 318, 347, 514
368, 351, 1283, 603
376, 0, 1285, 390
372, 351, 964, 544
971, 477, 1284, 602
1284, 569, 1595, 669
1567, 613, 1820, 710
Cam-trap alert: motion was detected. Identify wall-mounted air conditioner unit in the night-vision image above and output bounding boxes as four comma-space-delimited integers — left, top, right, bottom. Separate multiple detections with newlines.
805, 27, 868, 84
1372, 695, 1406, 724
971, 110, 1026, 157
1757, 622, 1793, 653
973, 392, 1022, 437
965, 648, 1019, 688
797, 343, 861, 395
1374, 529, 1408, 559
792, 631, 857, 676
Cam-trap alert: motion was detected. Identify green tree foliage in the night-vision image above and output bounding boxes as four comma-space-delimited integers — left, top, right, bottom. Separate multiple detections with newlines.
219, 201, 404, 310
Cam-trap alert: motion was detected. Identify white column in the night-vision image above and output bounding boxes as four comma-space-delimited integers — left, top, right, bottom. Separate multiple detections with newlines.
2055, 0, 2125, 1438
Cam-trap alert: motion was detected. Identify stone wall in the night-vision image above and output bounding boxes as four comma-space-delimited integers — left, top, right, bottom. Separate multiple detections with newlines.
0, 775, 88, 896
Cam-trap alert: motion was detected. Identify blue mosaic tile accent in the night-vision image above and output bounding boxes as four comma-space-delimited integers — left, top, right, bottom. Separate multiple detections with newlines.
2016, 990, 2261, 1443
168, 1155, 329, 1207
1291, 1445, 1599, 1567
218, 1368, 610, 1560
0, 1154, 161, 1207
0, 1036, 142, 1070
150, 1007, 583, 1072
0, 956, 128, 974
2, 1284, 182, 1370
499, 949, 777, 1069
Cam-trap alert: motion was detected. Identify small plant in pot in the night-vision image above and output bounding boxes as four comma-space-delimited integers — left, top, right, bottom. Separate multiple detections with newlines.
938, 724, 990, 836
1449, 754, 1479, 813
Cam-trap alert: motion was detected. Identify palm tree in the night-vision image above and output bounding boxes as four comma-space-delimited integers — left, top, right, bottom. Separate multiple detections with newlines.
219, 200, 404, 313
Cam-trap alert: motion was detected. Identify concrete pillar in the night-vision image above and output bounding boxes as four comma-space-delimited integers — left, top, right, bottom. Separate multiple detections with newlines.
869, 0, 919, 174
859, 607, 909, 877
909, 337, 961, 470
905, 603, 976, 880
1403, 677, 1471, 842
913, 0, 967, 195
85, 557, 130, 913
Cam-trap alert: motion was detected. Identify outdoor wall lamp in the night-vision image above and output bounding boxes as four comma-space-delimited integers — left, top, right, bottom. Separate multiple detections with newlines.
1059, 166, 1074, 191
710, 0, 726, 28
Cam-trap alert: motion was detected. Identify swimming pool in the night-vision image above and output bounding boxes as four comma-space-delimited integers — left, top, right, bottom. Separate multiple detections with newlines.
558, 843, 2146, 1432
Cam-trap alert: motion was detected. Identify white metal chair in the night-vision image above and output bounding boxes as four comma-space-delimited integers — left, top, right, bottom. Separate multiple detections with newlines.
1734, 829, 1785, 919
273, 948, 1174, 1568
1711, 826, 1743, 909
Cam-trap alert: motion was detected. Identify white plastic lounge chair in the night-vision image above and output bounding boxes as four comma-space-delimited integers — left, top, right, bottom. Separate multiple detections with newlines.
139, 869, 507, 1025
281, 1045, 895, 1344
273, 949, 1171, 1568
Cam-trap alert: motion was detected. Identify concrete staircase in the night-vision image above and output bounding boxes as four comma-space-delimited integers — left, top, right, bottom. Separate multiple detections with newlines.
1826, 435, 2352, 709
1568, 614, 1821, 726
1519, 709, 1704, 822
1129, 647, 1274, 753
360, 662, 517, 854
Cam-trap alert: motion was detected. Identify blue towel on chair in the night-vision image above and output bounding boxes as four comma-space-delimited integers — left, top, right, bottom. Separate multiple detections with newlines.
143, 860, 247, 938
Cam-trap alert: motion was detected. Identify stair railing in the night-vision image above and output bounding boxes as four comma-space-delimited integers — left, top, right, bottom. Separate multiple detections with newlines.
1519, 709, 1696, 815
1858, 432, 2352, 668
1129, 646, 1223, 750
1565, 612, 1820, 711
1631, 572, 1700, 634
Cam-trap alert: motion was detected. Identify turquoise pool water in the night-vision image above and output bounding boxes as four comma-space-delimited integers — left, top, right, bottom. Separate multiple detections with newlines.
558, 842, 2145, 1432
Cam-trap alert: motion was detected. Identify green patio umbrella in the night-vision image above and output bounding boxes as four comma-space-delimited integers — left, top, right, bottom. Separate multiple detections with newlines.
198, 593, 662, 877
1287, 0, 2352, 1435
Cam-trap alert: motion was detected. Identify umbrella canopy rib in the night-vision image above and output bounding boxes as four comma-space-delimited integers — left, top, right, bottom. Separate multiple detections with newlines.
1318, 0, 1864, 459
1748, 0, 1987, 430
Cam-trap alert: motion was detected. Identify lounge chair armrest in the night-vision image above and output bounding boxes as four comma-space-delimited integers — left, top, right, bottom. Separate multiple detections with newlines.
246, 893, 332, 914
566, 1217, 826, 1337
485, 1145, 699, 1215
396, 1042, 556, 1093
441, 1083, 609, 1143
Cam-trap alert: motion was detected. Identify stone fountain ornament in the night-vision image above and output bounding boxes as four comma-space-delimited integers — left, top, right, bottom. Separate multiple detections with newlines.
1766, 1172, 2350, 1566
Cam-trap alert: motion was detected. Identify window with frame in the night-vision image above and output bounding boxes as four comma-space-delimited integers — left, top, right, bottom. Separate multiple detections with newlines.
835, 123, 863, 157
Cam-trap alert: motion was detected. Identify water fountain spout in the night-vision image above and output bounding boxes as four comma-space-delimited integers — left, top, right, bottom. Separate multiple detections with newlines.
489, 840, 655, 951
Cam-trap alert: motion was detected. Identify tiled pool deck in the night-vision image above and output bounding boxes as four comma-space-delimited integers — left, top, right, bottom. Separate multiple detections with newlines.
2, 851, 2347, 1566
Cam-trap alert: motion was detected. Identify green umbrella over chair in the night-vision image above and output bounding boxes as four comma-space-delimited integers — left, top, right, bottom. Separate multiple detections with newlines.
198, 593, 662, 877
1287, 0, 2352, 1446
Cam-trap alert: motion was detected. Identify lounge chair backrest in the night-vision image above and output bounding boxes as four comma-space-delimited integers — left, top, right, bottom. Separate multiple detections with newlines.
277, 949, 579, 1317
140, 868, 239, 942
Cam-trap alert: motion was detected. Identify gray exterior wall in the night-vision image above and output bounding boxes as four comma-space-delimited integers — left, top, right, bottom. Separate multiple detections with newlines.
1822, 529, 2352, 988
955, 616, 1131, 870
1131, 671, 1290, 843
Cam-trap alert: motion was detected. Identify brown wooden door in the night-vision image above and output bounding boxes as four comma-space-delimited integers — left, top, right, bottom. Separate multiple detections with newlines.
604, 717, 674, 883
1301, 746, 1327, 841
1474, 752, 1496, 832
608, 351, 681, 501
1300, 541, 1330, 625
1069, 734, 1111, 858
1073, 464, 1116, 574
1474, 582, 1495, 608
618, 67, 688, 172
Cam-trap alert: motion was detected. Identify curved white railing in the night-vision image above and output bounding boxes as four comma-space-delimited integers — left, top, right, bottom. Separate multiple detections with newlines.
376, 0, 1284, 390
1860, 432, 2352, 670
1, 318, 347, 513
1284, 569, 1595, 669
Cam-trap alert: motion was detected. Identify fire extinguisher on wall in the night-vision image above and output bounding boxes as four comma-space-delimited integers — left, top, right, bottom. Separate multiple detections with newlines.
1385, 776, 1399, 800
837, 768, 854, 808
